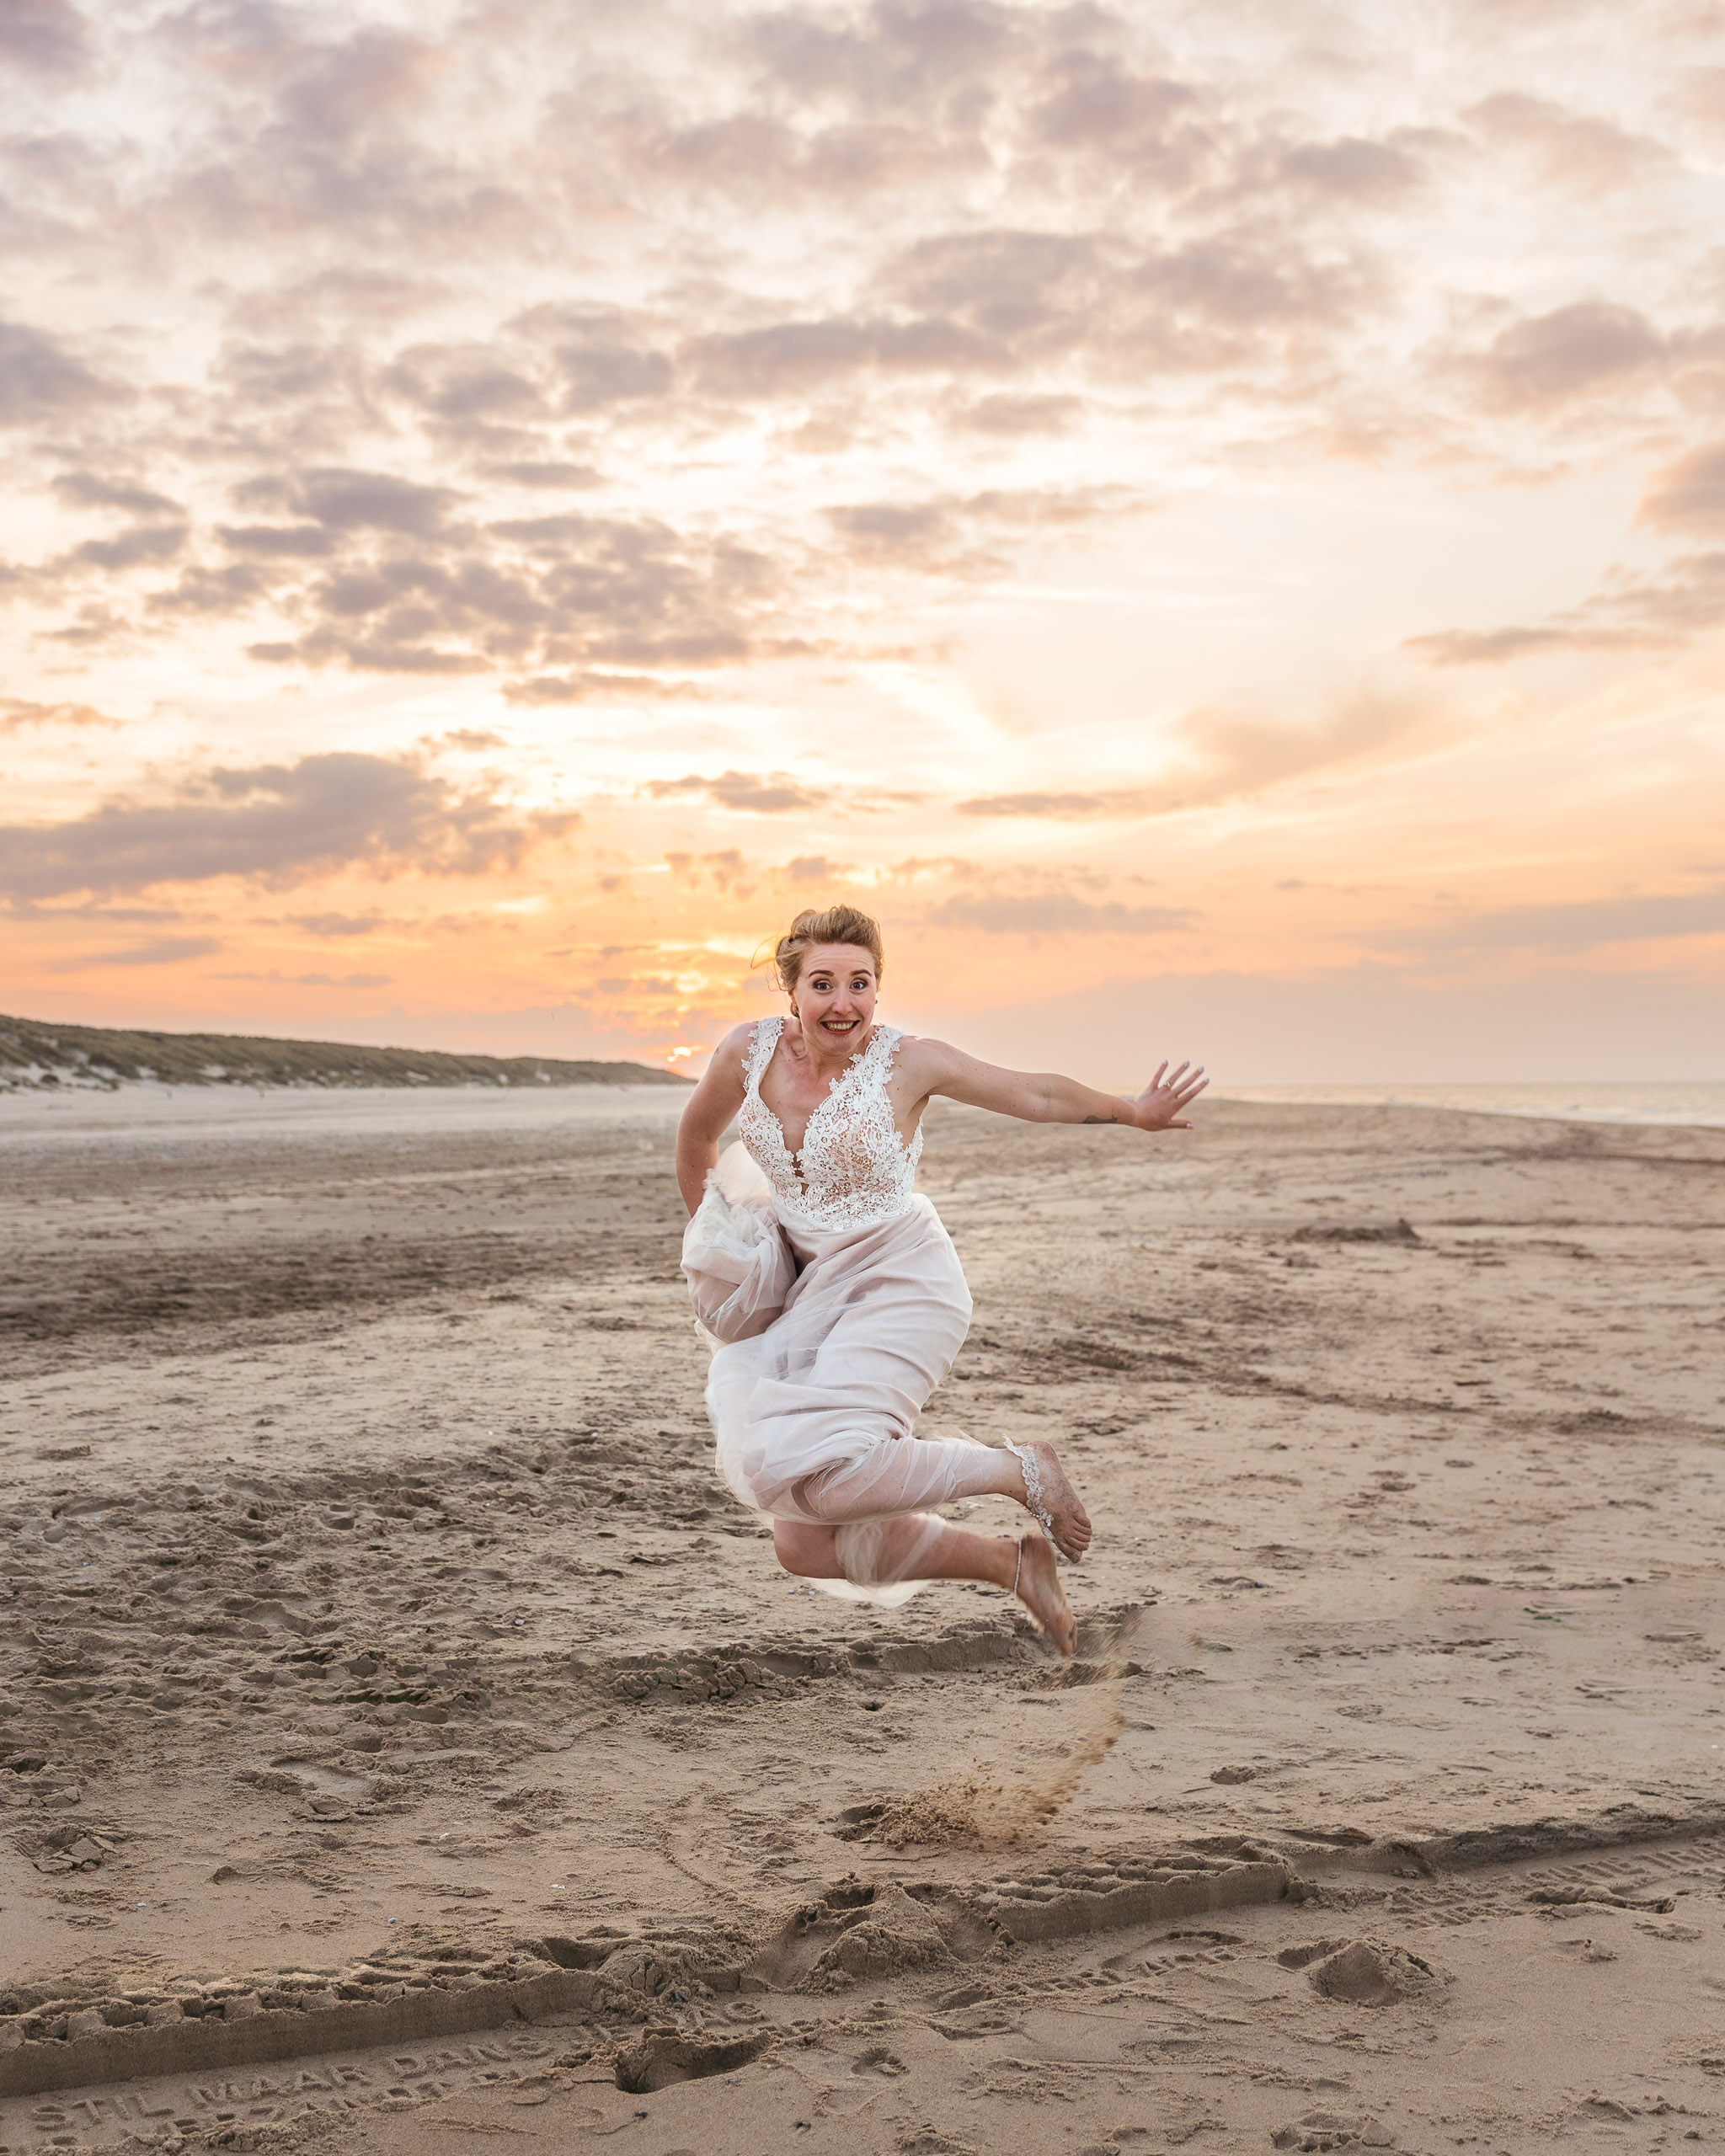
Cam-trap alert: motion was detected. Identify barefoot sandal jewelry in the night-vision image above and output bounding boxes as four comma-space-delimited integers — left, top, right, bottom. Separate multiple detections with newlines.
1004, 1438, 1058, 1543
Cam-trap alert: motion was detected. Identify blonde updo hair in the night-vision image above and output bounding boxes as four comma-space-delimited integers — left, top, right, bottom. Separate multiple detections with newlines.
772, 904, 885, 994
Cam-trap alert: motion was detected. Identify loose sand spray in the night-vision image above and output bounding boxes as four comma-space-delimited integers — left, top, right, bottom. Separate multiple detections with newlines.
842, 1616, 1138, 1850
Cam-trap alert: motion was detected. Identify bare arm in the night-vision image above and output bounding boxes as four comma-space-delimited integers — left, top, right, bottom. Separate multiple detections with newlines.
912, 1040, 1208, 1133
675, 1022, 753, 1214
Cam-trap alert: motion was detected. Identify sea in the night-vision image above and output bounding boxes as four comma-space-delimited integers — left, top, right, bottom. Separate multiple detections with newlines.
3, 1076, 1722, 1135
1210, 1081, 1725, 1129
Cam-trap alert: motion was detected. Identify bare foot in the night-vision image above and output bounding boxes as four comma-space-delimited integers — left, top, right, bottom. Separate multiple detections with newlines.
1016, 1441, 1092, 1562
1014, 1535, 1076, 1657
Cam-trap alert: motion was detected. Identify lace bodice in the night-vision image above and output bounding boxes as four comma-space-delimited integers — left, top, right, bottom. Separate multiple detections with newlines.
738, 1017, 922, 1232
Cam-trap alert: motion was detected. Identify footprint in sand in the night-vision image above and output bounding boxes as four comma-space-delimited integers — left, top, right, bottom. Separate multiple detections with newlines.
611, 2028, 772, 2094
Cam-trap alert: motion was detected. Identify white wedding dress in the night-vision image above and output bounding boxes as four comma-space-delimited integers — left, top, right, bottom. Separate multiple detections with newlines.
681, 1017, 1017, 1604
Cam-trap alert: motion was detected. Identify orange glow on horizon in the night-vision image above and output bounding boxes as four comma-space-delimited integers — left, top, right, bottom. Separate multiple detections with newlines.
2, 3, 1721, 1081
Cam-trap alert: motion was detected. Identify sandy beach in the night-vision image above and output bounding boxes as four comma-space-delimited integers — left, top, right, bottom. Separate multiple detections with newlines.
3, 1088, 1724, 2155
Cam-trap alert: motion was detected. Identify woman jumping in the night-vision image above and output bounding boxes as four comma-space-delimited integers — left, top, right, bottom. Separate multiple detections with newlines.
676, 904, 1206, 1657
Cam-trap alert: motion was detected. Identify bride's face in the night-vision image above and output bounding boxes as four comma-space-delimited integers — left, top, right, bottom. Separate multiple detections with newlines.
792, 942, 878, 1049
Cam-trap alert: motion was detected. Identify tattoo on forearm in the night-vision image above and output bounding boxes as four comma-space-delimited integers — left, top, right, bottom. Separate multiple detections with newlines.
1082, 1113, 1119, 1124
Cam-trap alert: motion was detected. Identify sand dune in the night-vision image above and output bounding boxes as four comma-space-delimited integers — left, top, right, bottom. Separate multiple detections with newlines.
0, 1011, 687, 1095
3, 1091, 1723, 2153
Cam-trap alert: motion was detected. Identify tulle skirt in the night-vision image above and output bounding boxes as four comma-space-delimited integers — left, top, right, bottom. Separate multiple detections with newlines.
681, 1145, 1003, 1603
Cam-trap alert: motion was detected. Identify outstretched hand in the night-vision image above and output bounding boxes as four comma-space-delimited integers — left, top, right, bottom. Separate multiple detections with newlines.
1130, 1059, 1208, 1131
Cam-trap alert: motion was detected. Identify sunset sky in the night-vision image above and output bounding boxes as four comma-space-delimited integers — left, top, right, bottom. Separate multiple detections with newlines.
3, 0, 1723, 1081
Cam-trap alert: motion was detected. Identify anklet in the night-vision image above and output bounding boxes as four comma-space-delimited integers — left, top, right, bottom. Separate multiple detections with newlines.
1004, 1438, 1057, 1542
998, 1534, 1024, 1598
